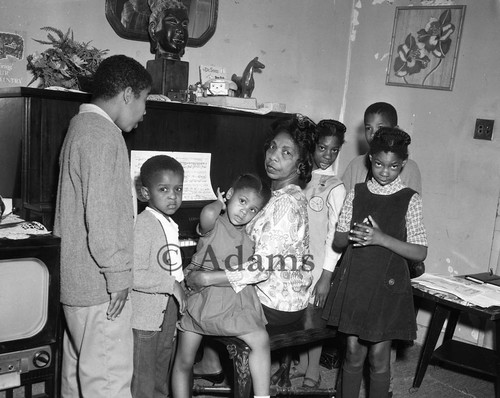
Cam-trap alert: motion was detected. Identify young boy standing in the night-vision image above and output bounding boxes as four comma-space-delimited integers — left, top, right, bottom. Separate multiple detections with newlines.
131, 155, 187, 398
342, 102, 422, 195
54, 55, 152, 398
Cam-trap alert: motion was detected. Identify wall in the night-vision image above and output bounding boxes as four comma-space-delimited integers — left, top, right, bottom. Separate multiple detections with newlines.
0, 0, 350, 122
2, 0, 500, 345
341, 0, 500, 276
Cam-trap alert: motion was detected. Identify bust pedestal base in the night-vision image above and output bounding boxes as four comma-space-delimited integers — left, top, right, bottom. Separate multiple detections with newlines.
146, 59, 189, 96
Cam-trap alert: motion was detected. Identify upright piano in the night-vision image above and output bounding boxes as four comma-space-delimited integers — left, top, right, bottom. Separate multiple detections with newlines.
0, 87, 290, 260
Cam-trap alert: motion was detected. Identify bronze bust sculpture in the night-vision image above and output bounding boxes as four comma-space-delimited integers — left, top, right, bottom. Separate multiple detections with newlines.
148, 0, 189, 60
105, 0, 219, 48
146, 0, 190, 97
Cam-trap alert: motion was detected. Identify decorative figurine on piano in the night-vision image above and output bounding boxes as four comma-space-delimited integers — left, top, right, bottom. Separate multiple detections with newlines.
231, 57, 265, 99
146, 0, 190, 99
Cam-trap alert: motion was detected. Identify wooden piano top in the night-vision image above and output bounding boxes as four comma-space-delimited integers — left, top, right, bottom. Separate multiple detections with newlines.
0, 87, 291, 231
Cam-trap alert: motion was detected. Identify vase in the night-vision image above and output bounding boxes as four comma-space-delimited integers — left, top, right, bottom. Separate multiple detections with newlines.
77, 75, 94, 93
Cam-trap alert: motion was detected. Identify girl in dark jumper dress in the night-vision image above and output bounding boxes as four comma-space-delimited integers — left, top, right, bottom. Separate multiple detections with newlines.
323, 127, 428, 398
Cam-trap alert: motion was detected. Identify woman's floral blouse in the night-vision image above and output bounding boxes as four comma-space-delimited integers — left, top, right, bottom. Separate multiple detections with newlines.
226, 184, 313, 312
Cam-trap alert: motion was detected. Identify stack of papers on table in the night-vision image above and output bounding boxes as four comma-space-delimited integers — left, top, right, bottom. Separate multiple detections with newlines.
412, 273, 500, 308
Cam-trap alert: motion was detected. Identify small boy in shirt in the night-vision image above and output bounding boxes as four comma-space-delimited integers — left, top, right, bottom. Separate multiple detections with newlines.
131, 155, 187, 398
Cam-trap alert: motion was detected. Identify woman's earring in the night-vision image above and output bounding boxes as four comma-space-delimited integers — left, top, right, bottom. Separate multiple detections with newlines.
296, 162, 304, 175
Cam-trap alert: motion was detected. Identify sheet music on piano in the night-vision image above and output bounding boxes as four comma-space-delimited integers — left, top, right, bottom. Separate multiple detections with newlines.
130, 150, 217, 202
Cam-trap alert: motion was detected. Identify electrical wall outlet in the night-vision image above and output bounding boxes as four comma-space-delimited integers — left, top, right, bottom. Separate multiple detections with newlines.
473, 119, 494, 140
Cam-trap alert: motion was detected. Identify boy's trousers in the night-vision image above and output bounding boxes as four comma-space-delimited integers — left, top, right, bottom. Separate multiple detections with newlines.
132, 297, 179, 398
61, 300, 134, 398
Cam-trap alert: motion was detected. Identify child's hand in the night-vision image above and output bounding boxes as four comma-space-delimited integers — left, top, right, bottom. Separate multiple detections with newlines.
312, 271, 333, 308
173, 281, 187, 314
107, 288, 129, 321
216, 187, 226, 211
349, 215, 384, 247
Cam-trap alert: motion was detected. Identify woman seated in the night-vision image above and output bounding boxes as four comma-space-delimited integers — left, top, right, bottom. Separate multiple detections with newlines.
180, 114, 317, 392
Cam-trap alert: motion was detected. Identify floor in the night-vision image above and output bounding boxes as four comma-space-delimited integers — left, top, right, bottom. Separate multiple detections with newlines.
194, 342, 496, 398
0, 342, 495, 397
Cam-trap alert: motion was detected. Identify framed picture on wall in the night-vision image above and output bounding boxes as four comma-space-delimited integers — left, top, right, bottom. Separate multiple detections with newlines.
386, 6, 466, 91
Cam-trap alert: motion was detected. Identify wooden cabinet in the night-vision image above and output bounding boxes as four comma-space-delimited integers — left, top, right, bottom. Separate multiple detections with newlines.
0, 87, 288, 230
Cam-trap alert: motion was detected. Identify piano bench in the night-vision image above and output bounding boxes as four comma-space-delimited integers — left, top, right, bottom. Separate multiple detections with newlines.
193, 326, 337, 398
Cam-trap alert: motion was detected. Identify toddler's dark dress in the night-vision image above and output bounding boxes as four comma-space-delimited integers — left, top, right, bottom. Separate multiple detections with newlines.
179, 213, 267, 336
323, 183, 417, 342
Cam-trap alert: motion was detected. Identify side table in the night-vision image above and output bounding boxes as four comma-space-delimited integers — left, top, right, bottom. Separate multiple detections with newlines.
412, 285, 500, 397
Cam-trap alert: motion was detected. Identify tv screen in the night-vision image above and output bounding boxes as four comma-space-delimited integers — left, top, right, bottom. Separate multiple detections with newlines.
0, 258, 49, 342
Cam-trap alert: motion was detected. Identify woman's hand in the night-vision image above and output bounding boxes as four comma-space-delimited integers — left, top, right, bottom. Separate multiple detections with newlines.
185, 270, 209, 293
185, 269, 231, 292
349, 215, 385, 247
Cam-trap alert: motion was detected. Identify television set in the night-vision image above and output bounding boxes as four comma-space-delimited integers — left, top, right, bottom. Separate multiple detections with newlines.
0, 235, 61, 397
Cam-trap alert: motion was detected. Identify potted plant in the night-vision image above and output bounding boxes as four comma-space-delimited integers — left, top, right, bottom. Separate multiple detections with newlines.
26, 27, 108, 91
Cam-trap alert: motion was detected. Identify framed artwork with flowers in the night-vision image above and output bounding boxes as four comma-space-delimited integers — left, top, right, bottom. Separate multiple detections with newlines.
386, 6, 466, 91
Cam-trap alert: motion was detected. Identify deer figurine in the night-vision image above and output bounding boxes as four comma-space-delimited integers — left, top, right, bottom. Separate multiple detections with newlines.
231, 57, 265, 99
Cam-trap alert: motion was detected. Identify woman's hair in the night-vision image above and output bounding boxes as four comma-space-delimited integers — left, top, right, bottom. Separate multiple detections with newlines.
232, 174, 272, 206
140, 155, 184, 188
364, 102, 398, 127
315, 119, 346, 145
265, 114, 316, 184
369, 127, 411, 161
92, 55, 152, 100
